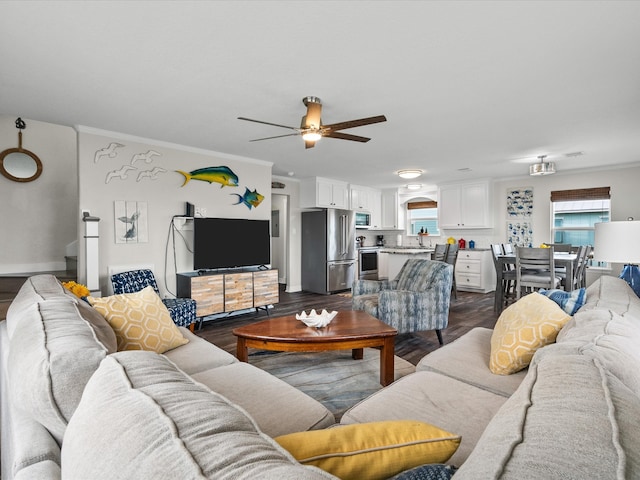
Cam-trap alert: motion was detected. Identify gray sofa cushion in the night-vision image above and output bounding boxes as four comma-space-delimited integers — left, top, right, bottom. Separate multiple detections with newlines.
6, 274, 79, 338
192, 362, 335, 437
340, 371, 508, 466
557, 309, 640, 395
417, 327, 526, 397
454, 352, 640, 479
575, 275, 640, 317
7, 297, 115, 444
61, 351, 337, 480
163, 327, 238, 375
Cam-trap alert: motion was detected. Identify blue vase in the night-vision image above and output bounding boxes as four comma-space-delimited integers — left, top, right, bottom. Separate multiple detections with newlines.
620, 264, 640, 298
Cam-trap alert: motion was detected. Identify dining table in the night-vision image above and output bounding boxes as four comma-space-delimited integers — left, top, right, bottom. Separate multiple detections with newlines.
496, 251, 578, 292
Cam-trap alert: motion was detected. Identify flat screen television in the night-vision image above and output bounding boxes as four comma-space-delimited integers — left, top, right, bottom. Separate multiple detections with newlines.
193, 217, 271, 271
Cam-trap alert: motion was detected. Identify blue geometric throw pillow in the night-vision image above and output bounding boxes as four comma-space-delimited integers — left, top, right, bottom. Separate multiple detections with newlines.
538, 288, 586, 315
390, 464, 458, 480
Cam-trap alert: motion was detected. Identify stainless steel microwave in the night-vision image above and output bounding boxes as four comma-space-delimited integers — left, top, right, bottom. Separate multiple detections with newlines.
355, 211, 371, 228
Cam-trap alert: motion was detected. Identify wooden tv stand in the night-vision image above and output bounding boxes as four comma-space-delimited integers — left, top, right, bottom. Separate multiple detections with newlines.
176, 268, 279, 319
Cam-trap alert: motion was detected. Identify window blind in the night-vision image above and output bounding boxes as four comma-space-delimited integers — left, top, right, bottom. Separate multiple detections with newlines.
550, 187, 610, 202
407, 200, 437, 210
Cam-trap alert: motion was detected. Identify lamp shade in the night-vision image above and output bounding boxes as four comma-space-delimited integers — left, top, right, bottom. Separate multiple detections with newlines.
593, 221, 640, 264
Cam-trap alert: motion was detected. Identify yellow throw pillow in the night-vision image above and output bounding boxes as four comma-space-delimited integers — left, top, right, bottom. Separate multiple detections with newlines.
274, 420, 460, 480
490, 292, 570, 375
88, 286, 188, 353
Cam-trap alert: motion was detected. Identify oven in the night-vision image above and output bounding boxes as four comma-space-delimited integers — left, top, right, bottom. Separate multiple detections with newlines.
358, 247, 379, 280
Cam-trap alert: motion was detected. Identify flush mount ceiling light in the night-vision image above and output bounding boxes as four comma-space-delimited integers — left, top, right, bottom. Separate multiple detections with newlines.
529, 155, 556, 176
397, 169, 422, 179
406, 184, 422, 190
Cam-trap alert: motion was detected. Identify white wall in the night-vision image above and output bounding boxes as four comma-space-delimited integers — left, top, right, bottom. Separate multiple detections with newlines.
491, 165, 640, 246
76, 127, 272, 296
0, 116, 77, 274
348, 165, 640, 258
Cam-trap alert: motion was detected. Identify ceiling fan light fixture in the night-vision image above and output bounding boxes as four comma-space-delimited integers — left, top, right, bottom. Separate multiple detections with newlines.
529, 155, 556, 176
397, 169, 422, 179
302, 130, 322, 142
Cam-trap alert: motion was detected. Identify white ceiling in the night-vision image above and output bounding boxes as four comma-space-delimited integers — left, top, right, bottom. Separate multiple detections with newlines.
2, 1, 640, 190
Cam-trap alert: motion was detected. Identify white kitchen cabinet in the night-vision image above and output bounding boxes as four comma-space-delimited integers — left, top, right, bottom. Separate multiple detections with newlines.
350, 185, 371, 211
454, 249, 496, 293
380, 189, 403, 229
439, 181, 492, 228
300, 177, 349, 209
350, 185, 382, 228
369, 190, 382, 228
377, 252, 388, 279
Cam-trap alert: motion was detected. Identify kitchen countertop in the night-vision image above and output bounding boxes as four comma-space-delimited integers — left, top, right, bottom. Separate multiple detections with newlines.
379, 247, 435, 254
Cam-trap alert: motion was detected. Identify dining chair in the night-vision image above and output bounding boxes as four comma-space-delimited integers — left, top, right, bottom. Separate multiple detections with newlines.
433, 243, 449, 262
515, 247, 562, 299
501, 243, 518, 273
444, 244, 459, 299
491, 244, 517, 313
575, 245, 592, 288
558, 245, 585, 290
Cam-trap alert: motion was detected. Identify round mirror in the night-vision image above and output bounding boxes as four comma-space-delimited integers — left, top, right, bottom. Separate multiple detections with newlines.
0, 148, 43, 182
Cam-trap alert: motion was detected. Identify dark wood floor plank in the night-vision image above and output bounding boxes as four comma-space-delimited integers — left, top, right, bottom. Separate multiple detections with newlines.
196, 287, 498, 366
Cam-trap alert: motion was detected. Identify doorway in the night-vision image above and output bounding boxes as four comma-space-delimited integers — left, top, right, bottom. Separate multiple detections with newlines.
271, 194, 289, 288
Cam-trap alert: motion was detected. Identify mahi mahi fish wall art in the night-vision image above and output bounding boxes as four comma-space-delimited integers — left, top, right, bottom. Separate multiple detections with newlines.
175, 166, 239, 188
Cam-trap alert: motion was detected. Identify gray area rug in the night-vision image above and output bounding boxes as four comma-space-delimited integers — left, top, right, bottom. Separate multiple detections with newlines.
249, 348, 415, 421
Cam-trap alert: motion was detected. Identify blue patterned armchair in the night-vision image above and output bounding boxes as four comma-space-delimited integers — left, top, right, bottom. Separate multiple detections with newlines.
352, 259, 453, 345
110, 269, 197, 330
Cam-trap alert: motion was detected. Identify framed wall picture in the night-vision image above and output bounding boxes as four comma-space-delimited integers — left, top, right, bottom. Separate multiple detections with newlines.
114, 201, 148, 244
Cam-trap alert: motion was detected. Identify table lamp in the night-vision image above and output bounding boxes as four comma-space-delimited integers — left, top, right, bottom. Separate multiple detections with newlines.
594, 219, 640, 297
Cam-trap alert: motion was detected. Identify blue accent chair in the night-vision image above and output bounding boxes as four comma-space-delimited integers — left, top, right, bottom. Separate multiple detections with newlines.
110, 269, 197, 330
352, 259, 453, 345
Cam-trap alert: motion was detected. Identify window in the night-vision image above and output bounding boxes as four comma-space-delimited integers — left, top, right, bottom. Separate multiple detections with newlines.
551, 187, 610, 265
407, 200, 440, 236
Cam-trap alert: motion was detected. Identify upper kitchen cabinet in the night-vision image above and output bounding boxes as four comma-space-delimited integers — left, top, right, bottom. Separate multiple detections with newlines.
380, 189, 404, 230
300, 177, 349, 209
439, 181, 492, 229
350, 185, 372, 211
350, 184, 382, 228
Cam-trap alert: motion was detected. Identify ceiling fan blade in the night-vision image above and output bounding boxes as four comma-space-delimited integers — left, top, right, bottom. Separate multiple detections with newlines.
323, 131, 371, 143
237, 117, 298, 131
322, 115, 387, 132
249, 133, 301, 142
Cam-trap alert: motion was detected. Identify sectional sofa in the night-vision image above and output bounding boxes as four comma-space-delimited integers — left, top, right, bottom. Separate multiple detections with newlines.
0, 275, 335, 479
1, 273, 639, 479
341, 274, 640, 478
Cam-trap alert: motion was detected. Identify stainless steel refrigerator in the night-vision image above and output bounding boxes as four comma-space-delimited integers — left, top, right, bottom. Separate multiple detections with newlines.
302, 209, 356, 294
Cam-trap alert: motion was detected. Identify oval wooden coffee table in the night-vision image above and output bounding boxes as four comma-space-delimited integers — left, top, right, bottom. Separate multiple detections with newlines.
233, 310, 398, 386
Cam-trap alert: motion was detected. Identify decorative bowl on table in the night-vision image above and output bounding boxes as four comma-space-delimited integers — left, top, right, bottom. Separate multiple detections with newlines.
295, 309, 338, 328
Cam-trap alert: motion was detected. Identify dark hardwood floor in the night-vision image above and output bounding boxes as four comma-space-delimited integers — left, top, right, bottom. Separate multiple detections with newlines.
196, 286, 498, 366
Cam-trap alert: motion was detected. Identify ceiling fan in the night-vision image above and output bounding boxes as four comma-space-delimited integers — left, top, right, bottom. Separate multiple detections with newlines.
238, 96, 387, 149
